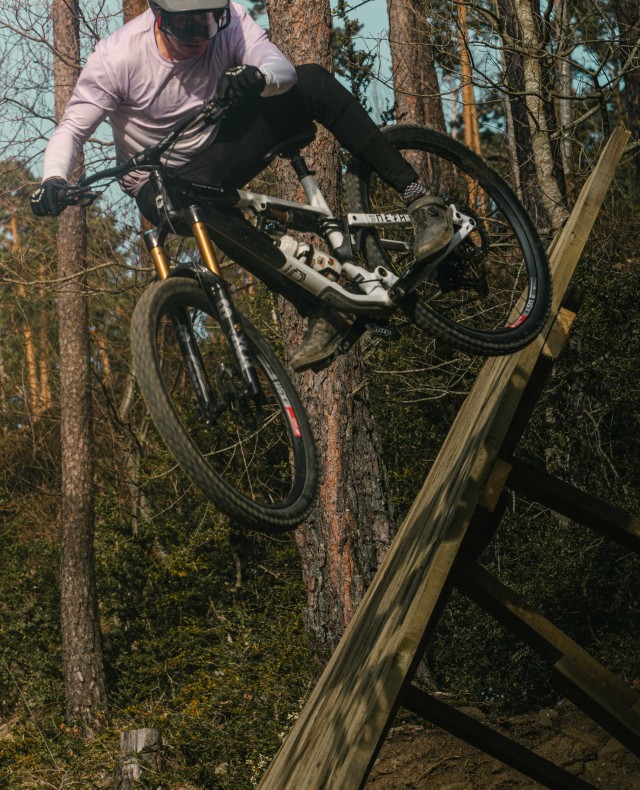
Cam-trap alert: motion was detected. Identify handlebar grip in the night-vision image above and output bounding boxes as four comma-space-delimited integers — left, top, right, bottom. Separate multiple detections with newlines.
62, 187, 99, 209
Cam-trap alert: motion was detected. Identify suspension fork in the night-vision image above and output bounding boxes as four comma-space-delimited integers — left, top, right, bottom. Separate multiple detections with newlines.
143, 209, 263, 406
142, 227, 219, 420
188, 206, 263, 401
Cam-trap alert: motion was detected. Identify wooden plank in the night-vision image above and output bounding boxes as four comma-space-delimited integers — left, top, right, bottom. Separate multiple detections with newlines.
552, 657, 640, 755
402, 686, 596, 789
508, 459, 640, 552
258, 127, 631, 790
480, 458, 512, 511
454, 555, 639, 712
543, 307, 577, 358
500, 292, 582, 460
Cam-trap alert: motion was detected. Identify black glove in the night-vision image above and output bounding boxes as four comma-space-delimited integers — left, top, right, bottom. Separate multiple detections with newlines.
30, 178, 68, 217
215, 65, 266, 106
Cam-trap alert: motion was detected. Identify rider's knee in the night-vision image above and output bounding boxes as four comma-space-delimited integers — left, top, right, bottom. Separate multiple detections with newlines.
295, 63, 335, 93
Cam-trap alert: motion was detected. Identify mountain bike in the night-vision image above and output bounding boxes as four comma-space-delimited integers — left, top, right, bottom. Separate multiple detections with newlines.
58, 100, 551, 531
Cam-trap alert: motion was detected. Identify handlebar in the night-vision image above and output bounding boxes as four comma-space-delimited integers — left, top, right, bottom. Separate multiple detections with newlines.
61, 98, 228, 209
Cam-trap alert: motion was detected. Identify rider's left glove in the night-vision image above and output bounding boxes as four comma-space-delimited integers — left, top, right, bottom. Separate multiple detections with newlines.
30, 178, 68, 217
215, 65, 266, 106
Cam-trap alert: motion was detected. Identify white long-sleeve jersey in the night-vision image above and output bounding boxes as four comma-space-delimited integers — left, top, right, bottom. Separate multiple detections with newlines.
43, 3, 297, 195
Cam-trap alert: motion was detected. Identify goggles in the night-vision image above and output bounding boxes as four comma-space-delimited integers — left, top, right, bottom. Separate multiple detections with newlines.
157, 7, 230, 42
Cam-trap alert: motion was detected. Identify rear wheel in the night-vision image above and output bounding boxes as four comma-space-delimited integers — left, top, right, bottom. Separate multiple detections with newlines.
345, 125, 551, 355
131, 277, 317, 531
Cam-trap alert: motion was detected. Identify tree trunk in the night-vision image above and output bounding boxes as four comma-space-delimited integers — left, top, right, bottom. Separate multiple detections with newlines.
614, 0, 640, 195
554, 0, 574, 199
38, 262, 53, 413
456, 0, 482, 155
264, 0, 395, 656
509, 0, 568, 228
497, 0, 553, 229
123, 0, 147, 23
386, 0, 446, 131
9, 214, 40, 417
53, 0, 106, 727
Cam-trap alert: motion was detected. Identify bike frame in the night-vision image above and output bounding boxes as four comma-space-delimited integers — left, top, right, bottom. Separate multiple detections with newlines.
142, 163, 476, 314
135, 146, 476, 406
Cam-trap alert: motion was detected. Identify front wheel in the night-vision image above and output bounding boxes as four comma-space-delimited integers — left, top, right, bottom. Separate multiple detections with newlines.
131, 277, 317, 532
345, 125, 551, 355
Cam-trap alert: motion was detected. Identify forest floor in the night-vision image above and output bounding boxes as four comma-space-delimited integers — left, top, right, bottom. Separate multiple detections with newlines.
365, 698, 640, 789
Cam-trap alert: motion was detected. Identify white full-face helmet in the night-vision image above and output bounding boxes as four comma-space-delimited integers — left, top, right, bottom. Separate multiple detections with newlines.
150, 0, 230, 42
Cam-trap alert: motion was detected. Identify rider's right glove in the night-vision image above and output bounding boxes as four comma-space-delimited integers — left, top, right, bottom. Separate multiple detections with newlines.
215, 65, 266, 106
30, 178, 68, 217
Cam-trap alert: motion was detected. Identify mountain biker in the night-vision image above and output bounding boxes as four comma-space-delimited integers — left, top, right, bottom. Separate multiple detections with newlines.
31, 0, 453, 372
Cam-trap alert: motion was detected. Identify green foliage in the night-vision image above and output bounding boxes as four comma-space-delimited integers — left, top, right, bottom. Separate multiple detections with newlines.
1, 482, 313, 787
332, 2, 376, 113
98, 502, 312, 788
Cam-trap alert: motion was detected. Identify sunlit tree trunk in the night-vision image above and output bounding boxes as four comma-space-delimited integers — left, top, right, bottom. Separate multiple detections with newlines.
53, 0, 106, 728
386, 0, 446, 131
554, 0, 574, 199
265, 0, 395, 656
38, 261, 53, 412
123, 0, 147, 22
0, 347, 6, 424
497, 0, 552, 229
509, 0, 568, 228
9, 213, 40, 416
456, 0, 481, 155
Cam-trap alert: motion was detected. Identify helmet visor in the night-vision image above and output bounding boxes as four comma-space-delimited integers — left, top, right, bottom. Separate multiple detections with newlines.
158, 7, 229, 41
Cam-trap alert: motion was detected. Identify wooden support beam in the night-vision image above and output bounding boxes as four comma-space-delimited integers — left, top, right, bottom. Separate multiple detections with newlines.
507, 459, 640, 552
552, 657, 640, 755
402, 686, 596, 789
454, 556, 640, 755
258, 127, 631, 790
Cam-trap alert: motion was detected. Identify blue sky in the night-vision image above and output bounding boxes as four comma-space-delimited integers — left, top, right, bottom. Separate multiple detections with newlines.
237, 0, 393, 118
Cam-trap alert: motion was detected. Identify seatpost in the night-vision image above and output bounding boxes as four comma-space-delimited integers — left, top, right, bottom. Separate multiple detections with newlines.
289, 152, 353, 261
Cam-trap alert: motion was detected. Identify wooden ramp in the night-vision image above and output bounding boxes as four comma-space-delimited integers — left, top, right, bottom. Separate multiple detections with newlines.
258, 127, 632, 790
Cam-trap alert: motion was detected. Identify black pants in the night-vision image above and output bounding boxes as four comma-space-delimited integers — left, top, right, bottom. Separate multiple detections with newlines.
136, 64, 418, 311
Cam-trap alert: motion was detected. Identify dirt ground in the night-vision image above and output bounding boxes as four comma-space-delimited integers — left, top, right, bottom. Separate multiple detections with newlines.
365, 699, 640, 789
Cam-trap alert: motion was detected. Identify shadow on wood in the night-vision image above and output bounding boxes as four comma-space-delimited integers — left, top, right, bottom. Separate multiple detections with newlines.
258, 127, 632, 790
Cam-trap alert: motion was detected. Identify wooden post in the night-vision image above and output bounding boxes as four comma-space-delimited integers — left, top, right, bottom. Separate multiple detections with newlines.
113, 729, 162, 789
258, 128, 630, 790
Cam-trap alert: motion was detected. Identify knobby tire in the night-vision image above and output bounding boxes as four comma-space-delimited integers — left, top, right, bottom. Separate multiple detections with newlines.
131, 277, 317, 531
345, 125, 551, 355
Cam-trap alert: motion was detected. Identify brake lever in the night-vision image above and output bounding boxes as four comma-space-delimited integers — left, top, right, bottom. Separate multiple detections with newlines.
202, 98, 229, 125
63, 187, 99, 208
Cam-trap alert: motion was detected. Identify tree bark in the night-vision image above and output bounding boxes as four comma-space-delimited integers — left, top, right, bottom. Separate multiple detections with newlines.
509, 0, 568, 228
386, 0, 446, 131
123, 0, 147, 23
497, 0, 553, 229
456, 0, 482, 155
614, 0, 640, 195
53, 0, 106, 726
9, 214, 40, 416
264, 0, 395, 656
554, 0, 574, 199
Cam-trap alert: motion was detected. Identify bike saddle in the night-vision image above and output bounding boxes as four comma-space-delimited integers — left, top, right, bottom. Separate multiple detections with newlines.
263, 124, 317, 162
